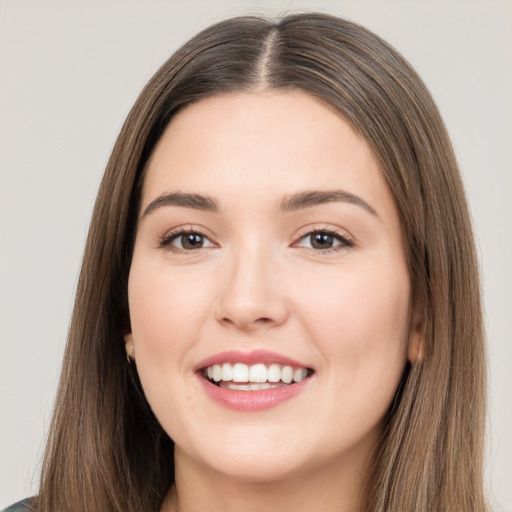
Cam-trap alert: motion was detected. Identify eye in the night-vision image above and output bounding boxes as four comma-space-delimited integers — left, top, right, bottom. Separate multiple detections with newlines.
161, 230, 216, 251
295, 230, 354, 251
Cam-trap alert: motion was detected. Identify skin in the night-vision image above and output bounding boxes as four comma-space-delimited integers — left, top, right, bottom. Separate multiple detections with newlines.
125, 90, 422, 512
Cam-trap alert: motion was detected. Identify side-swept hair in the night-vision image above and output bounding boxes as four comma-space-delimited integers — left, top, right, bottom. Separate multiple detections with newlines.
35, 13, 487, 512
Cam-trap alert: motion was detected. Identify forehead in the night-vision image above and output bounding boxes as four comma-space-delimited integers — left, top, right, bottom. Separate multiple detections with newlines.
141, 90, 394, 219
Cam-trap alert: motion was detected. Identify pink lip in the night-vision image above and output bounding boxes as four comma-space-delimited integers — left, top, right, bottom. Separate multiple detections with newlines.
196, 373, 313, 411
193, 350, 313, 412
193, 349, 310, 371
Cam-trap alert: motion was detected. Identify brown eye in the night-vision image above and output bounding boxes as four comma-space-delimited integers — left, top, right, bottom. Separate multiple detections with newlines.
163, 231, 215, 251
296, 230, 353, 251
310, 232, 335, 249
180, 233, 205, 250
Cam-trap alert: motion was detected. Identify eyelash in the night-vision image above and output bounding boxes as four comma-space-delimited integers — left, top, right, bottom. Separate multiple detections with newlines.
158, 227, 354, 254
293, 228, 354, 253
158, 227, 216, 252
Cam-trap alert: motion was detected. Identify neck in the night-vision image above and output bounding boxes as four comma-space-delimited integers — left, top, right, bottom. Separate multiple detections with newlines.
161, 437, 376, 512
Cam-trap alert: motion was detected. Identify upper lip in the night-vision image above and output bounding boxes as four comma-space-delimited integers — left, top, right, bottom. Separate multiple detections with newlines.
193, 349, 311, 371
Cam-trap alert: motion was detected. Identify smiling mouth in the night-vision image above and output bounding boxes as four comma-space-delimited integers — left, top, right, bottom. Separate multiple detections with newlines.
201, 362, 314, 391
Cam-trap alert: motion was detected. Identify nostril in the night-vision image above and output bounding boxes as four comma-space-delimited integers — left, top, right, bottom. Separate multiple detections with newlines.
219, 315, 276, 329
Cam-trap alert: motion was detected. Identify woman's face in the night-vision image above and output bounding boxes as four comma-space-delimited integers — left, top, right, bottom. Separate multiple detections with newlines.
126, 91, 421, 483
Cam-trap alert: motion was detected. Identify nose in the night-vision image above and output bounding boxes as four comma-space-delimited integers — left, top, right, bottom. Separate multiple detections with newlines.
214, 246, 289, 331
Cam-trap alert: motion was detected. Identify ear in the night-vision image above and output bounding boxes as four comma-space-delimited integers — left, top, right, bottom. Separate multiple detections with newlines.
407, 298, 424, 364
124, 332, 136, 361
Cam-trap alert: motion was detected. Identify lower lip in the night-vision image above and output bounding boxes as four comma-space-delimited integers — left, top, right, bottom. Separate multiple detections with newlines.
197, 374, 312, 411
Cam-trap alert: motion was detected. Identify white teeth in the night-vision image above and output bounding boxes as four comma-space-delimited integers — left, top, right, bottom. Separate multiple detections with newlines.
212, 364, 222, 382
252, 382, 272, 390
267, 364, 281, 383
204, 362, 310, 387
221, 382, 276, 391
293, 368, 308, 383
232, 384, 251, 391
249, 363, 267, 383
232, 363, 249, 382
222, 363, 233, 381
281, 366, 293, 384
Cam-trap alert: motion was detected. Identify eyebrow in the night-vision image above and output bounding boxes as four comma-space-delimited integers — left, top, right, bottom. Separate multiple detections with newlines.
279, 190, 378, 216
142, 189, 377, 218
142, 192, 219, 217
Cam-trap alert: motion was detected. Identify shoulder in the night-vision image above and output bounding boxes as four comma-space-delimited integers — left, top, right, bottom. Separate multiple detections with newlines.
2, 498, 34, 512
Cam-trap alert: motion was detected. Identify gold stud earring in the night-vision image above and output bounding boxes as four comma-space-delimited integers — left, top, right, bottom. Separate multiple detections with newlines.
125, 345, 133, 364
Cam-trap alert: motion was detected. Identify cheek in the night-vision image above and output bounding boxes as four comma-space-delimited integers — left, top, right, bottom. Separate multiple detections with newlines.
126, 262, 214, 432
288, 262, 411, 450
126, 262, 217, 427
128, 262, 213, 359
294, 261, 411, 391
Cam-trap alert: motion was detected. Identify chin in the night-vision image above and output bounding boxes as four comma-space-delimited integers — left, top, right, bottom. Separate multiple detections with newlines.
174, 426, 316, 483
201, 451, 311, 484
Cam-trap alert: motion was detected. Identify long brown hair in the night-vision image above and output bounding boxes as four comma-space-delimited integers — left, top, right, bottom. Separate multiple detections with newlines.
35, 13, 487, 511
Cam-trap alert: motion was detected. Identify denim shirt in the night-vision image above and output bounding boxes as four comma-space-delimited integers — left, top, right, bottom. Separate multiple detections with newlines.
2, 499, 33, 512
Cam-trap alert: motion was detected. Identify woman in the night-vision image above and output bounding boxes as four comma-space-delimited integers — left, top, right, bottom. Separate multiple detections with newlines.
5, 12, 488, 512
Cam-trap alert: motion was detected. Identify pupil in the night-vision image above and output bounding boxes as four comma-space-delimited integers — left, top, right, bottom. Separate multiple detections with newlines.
183, 234, 203, 249
311, 233, 333, 249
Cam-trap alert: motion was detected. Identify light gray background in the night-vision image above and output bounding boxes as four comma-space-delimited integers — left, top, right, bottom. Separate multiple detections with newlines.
1, 0, 511, 510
